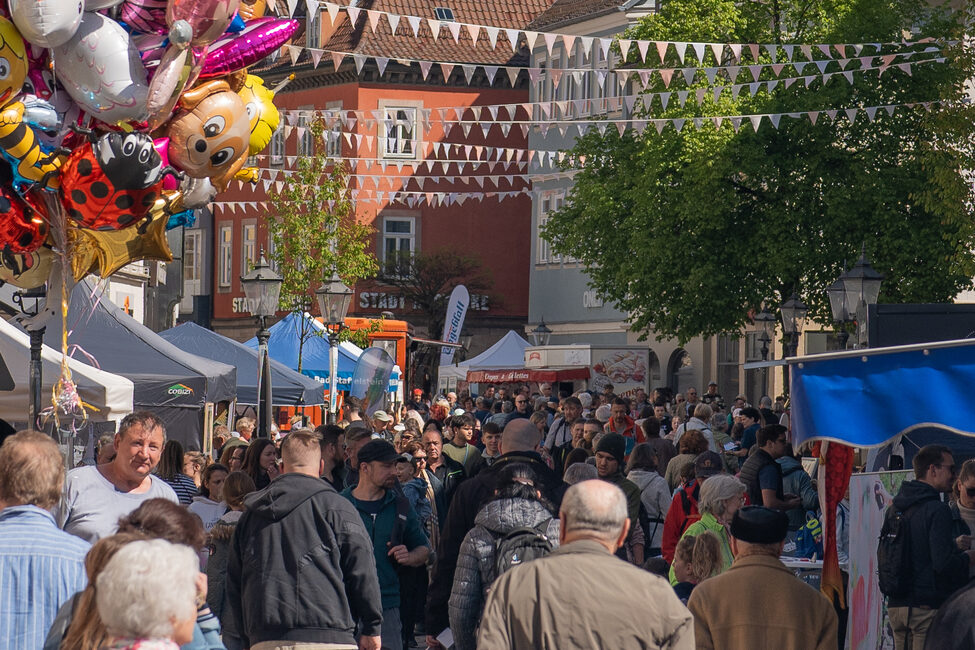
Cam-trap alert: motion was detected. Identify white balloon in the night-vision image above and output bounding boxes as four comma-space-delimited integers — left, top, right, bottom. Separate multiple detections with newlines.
52, 12, 150, 124
9, 0, 83, 48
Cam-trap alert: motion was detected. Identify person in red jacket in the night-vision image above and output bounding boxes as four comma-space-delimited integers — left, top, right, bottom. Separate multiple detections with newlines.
661, 451, 724, 562
607, 398, 645, 456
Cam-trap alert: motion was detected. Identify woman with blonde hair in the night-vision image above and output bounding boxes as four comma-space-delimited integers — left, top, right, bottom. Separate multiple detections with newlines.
183, 451, 208, 489
671, 531, 723, 603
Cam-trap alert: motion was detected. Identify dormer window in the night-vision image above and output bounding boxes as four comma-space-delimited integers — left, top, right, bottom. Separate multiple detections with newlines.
434, 7, 455, 21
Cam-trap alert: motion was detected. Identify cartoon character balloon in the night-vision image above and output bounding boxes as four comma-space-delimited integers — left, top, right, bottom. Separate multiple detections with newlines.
0, 20, 64, 187
164, 79, 249, 190
8, 0, 83, 48
60, 129, 179, 230
0, 241, 52, 288
237, 74, 291, 155
0, 185, 47, 254
53, 12, 150, 125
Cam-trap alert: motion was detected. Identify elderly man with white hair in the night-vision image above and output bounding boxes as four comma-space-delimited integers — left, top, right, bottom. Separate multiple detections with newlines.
477, 480, 694, 649
95, 539, 202, 649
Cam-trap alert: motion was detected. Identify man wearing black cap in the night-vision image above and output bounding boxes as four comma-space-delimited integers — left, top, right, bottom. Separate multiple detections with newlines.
342, 440, 430, 650
688, 505, 837, 649
595, 432, 645, 565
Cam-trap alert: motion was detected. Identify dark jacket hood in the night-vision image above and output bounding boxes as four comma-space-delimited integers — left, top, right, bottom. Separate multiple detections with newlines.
893, 480, 942, 511
244, 473, 334, 522
474, 497, 554, 535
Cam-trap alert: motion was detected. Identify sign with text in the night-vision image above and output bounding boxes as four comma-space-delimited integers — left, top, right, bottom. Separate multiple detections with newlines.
439, 285, 469, 366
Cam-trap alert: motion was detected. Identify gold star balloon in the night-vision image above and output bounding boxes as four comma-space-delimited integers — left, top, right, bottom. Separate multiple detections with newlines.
69, 205, 173, 280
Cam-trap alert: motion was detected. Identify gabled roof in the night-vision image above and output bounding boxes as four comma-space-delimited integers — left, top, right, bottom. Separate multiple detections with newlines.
322, 0, 557, 66
527, 0, 637, 31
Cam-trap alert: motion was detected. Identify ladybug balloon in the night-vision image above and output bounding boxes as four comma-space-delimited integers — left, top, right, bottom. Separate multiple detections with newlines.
0, 185, 46, 254
60, 129, 180, 230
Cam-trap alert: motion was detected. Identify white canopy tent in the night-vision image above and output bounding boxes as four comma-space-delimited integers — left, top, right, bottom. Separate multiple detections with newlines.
0, 318, 134, 424
439, 330, 531, 389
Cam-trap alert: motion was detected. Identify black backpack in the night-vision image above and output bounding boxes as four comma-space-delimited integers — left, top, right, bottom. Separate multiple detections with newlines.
877, 503, 920, 597
494, 520, 554, 578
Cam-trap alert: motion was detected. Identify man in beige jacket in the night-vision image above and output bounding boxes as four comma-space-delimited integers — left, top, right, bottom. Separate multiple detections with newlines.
477, 479, 694, 649
688, 506, 838, 650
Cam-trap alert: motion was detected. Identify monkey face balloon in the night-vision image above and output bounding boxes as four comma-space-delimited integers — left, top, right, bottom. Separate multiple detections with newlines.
165, 79, 249, 190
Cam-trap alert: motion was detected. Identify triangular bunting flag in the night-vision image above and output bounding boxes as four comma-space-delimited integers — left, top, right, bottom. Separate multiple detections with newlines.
387, 13, 399, 34
485, 26, 499, 49
544, 32, 558, 57
447, 21, 461, 43
427, 18, 441, 41
418, 60, 432, 80
618, 39, 632, 62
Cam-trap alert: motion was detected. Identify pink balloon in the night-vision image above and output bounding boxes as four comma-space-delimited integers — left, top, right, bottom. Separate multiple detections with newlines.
199, 17, 298, 78
154, 137, 181, 190
122, 0, 168, 35
167, 0, 239, 46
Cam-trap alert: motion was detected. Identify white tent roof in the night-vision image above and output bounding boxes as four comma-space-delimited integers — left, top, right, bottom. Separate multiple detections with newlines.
0, 318, 134, 424
439, 330, 531, 381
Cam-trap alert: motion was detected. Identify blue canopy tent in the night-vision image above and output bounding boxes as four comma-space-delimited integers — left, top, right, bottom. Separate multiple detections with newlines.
160, 322, 324, 406
245, 313, 398, 390
789, 339, 975, 455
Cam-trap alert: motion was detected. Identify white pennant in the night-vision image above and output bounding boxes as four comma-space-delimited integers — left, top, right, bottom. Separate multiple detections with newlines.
447, 21, 461, 43
505, 29, 520, 53
387, 13, 399, 35
544, 32, 558, 57
427, 19, 441, 41
467, 24, 480, 47
692, 43, 706, 61
407, 16, 422, 37
485, 26, 499, 49
618, 39, 632, 62
375, 57, 389, 77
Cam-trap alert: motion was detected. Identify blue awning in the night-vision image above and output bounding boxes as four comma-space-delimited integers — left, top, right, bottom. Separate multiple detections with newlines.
245, 313, 398, 390
790, 338, 975, 448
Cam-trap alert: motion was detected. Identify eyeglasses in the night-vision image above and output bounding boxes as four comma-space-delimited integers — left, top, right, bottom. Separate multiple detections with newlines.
414, 456, 427, 463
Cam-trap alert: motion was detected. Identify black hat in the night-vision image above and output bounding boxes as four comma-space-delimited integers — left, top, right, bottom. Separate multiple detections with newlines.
730, 506, 789, 544
596, 432, 626, 465
694, 451, 724, 479
357, 439, 398, 465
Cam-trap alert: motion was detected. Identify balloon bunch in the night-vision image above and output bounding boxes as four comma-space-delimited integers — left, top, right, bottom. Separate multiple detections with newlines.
0, 0, 297, 286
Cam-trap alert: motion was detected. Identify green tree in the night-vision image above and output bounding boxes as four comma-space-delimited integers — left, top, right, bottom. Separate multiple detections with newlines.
378, 248, 498, 387
266, 119, 379, 371
543, 0, 975, 343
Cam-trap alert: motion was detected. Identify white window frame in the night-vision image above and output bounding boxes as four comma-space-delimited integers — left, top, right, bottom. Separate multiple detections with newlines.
184, 229, 202, 282
381, 107, 418, 160
306, 10, 320, 48
325, 100, 343, 157
536, 201, 550, 265
218, 225, 233, 289
381, 215, 417, 274
269, 122, 285, 166
241, 220, 257, 274
536, 54, 548, 105
298, 106, 314, 157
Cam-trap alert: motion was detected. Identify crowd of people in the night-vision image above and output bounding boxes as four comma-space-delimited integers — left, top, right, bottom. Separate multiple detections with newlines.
2, 380, 974, 649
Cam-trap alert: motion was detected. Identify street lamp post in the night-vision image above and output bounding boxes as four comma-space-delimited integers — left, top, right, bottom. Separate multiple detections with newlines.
316, 271, 353, 424
530, 319, 553, 347
14, 287, 46, 428
241, 254, 282, 438
754, 306, 775, 400
833, 249, 884, 348
780, 293, 808, 396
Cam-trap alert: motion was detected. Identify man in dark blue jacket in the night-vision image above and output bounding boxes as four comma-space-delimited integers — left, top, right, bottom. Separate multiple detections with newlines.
887, 444, 975, 650
343, 440, 430, 650
226, 429, 383, 650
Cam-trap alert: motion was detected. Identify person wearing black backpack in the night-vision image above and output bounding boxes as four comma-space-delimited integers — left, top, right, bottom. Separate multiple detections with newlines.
447, 463, 559, 650
880, 444, 975, 650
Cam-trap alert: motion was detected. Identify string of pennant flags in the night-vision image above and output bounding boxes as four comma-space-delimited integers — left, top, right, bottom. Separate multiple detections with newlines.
304, 0, 954, 66
225, 99, 947, 207
272, 55, 942, 143
282, 40, 941, 88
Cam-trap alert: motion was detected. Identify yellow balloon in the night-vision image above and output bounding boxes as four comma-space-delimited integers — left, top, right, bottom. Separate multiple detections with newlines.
0, 242, 52, 288
237, 74, 293, 156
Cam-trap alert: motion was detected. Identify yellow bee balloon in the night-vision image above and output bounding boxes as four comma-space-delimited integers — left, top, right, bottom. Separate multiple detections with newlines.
0, 17, 61, 187
237, 73, 292, 156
